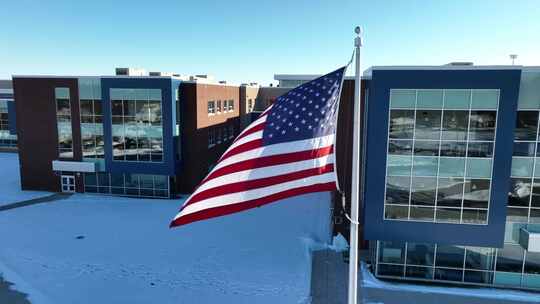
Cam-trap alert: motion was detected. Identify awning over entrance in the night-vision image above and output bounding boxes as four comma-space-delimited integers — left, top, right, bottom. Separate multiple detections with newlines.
52, 160, 96, 173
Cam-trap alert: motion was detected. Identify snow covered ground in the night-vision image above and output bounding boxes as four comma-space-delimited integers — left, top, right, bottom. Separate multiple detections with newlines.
0, 153, 333, 304
0, 153, 50, 206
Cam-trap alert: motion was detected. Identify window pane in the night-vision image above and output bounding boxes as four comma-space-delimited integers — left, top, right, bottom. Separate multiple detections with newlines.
405, 266, 433, 279
111, 174, 124, 188
98, 173, 110, 187
412, 156, 438, 176
436, 245, 465, 268
407, 243, 435, 266
378, 241, 405, 264
112, 100, 123, 115
525, 251, 540, 274
466, 158, 492, 178
532, 179, 540, 208
415, 110, 441, 140
439, 157, 465, 177
496, 245, 524, 273
531, 209, 540, 223
413, 140, 439, 156
80, 100, 93, 115
471, 90, 499, 109
464, 270, 493, 284
378, 264, 404, 277
462, 209, 487, 224
513, 142, 535, 157
385, 205, 408, 220
444, 90, 471, 109
387, 155, 412, 176
469, 111, 496, 141
511, 157, 534, 177
436, 207, 461, 223
417, 90, 443, 108
411, 177, 437, 206
465, 247, 495, 271
409, 206, 434, 221
515, 111, 538, 140
385, 176, 410, 205
440, 142, 466, 157
441, 110, 468, 140
437, 177, 464, 207
435, 268, 463, 282
507, 207, 528, 223
390, 89, 415, 108
84, 173, 97, 186
508, 178, 532, 207
463, 179, 490, 208
389, 110, 414, 139
388, 140, 412, 155
494, 272, 522, 287
467, 142, 494, 158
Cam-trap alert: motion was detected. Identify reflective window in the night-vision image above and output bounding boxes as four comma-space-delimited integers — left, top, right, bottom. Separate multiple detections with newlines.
515, 111, 539, 140
384, 89, 498, 224
208, 101, 215, 114
55, 87, 73, 158
435, 245, 465, 268
84, 173, 169, 198
110, 88, 163, 162
508, 178, 532, 207
496, 244, 524, 273
407, 243, 435, 266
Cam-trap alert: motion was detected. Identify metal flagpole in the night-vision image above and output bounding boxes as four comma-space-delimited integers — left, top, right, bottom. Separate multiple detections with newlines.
347, 26, 363, 304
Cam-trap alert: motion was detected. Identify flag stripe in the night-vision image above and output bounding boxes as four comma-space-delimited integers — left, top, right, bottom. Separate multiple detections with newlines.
171, 181, 335, 227
194, 153, 335, 194
212, 134, 334, 173
178, 172, 336, 217
183, 164, 335, 208
171, 181, 337, 226
201, 145, 334, 185
219, 138, 264, 163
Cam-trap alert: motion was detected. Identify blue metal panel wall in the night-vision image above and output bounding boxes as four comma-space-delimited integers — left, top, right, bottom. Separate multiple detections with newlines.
100, 77, 176, 176
363, 69, 522, 247
7, 99, 17, 135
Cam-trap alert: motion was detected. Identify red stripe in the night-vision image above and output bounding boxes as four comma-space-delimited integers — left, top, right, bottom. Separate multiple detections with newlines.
232, 121, 265, 144
218, 139, 264, 163
200, 145, 334, 186
170, 181, 336, 227
183, 164, 335, 209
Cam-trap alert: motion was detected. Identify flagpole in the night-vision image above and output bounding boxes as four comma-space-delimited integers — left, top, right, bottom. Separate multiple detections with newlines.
347, 26, 363, 304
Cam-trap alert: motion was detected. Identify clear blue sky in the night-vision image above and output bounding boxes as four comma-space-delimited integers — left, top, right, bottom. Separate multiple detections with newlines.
1, 0, 539, 85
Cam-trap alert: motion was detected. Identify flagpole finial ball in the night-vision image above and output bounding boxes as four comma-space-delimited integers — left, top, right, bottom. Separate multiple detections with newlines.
354, 26, 362, 35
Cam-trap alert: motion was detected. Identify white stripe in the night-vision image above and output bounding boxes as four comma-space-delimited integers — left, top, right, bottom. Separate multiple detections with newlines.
213, 134, 335, 172
176, 172, 335, 219
235, 115, 267, 139
195, 153, 335, 194
222, 130, 263, 156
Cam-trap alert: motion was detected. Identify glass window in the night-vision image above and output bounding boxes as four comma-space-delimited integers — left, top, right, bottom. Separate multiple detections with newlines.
463, 179, 490, 209
405, 266, 433, 279
407, 243, 435, 266
437, 177, 464, 207
496, 245, 524, 273
439, 157, 465, 177
414, 110, 441, 140
413, 140, 439, 156
440, 141, 466, 157
386, 155, 412, 176
411, 177, 437, 206
441, 110, 468, 141
385, 205, 408, 220
515, 111, 539, 140
531, 179, 540, 208
208, 101, 215, 114
409, 206, 434, 221
465, 247, 495, 271
435, 245, 465, 268
444, 90, 471, 109
378, 241, 405, 264
462, 209, 487, 224
511, 157, 534, 177
434, 268, 463, 282
390, 89, 415, 108
469, 111, 496, 141
508, 178, 532, 207
412, 156, 438, 177
436, 207, 461, 223
417, 90, 443, 109
466, 158, 492, 178
525, 251, 540, 275
507, 207, 528, 223
377, 264, 404, 277
385, 176, 410, 205
471, 90, 499, 109
389, 110, 414, 139
467, 142, 493, 158
217, 100, 222, 112
513, 142, 535, 157
464, 270, 493, 284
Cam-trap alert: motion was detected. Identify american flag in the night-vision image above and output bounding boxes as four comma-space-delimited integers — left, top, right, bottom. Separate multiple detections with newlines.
170, 67, 347, 227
